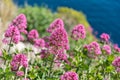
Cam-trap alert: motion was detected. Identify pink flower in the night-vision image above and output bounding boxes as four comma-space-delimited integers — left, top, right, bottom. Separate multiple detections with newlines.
114, 44, 120, 53
11, 14, 27, 30
4, 25, 21, 44
116, 67, 120, 72
19, 29, 28, 34
85, 41, 101, 56
16, 71, 24, 77
40, 49, 49, 59
3, 14, 28, 44
49, 28, 69, 51
34, 38, 45, 48
112, 57, 120, 67
54, 60, 61, 67
55, 50, 68, 62
47, 18, 64, 33
2, 38, 9, 44
12, 35, 21, 44
112, 57, 120, 72
71, 24, 86, 40
11, 54, 28, 71
100, 33, 110, 42
5, 25, 20, 37
28, 29, 39, 40
60, 71, 79, 80
102, 45, 111, 55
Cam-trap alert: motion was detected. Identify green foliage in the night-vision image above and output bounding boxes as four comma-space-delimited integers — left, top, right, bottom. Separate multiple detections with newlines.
19, 5, 55, 37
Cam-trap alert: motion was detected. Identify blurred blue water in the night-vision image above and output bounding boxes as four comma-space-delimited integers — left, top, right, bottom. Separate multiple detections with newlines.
14, 0, 120, 45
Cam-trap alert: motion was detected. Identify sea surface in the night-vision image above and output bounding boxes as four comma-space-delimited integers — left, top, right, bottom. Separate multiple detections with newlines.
14, 0, 120, 45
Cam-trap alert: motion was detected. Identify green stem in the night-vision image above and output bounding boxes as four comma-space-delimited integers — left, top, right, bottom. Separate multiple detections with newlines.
49, 55, 54, 77
117, 73, 119, 79
76, 66, 79, 73
24, 67, 28, 79
8, 37, 12, 53
24, 49, 29, 79
14, 76, 17, 80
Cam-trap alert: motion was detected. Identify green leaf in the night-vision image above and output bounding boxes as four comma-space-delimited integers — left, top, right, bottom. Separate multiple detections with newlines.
65, 64, 71, 70
107, 55, 114, 62
29, 72, 37, 79
5, 72, 15, 78
8, 43, 13, 47
106, 66, 114, 72
0, 68, 3, 73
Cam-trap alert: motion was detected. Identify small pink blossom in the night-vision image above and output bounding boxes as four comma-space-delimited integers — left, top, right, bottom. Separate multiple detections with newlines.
47, 18, 64, 33
71, 24, 86, 40
11, 54, 28, 71
55, 50, 68, 62
112, 57, 120, 72
40, 50, 49, 59
100, 33, 110, 42
5, 25, 20, 38
60, 71, 79, 80
57, 53, 67, 61
34, 38, 45, 48
112, 57, 120, 67
28, 29, 39, 40
54, 60, 61, 67
16, 71, 24, 77
102, 45, 111, 55
12, 35, 21, 44
116, 67, 120, 72
114, 44, 120, 53
85, 41, 101, 56
19, 29, 28, 34
2, 38, 9, 44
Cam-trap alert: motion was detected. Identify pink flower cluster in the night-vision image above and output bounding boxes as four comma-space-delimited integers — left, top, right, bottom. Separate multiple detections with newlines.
34, 38, 45, 48
28, 29, 45, 48
40, 49, 49, 59
100, 33, 110, 42
47, 18, 64, 33
85, 41, 101, 55
11, 54, 28, 71
112, 57, 120, 72
71, 24, 86, 40
3, 14, 27, 44
10, 14, 27, 34
102, 45, 111, 55
60, 71, 79, 80
53, 49, 69, 66
28, 29, 39, 41
49, 28, 69, 54
55, 49, 68, 62
46, 19, 69, 64
16, 71, 24, 77
4, 25, 21, 44
57, 53, 67, 61
114, 44, 120, 53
